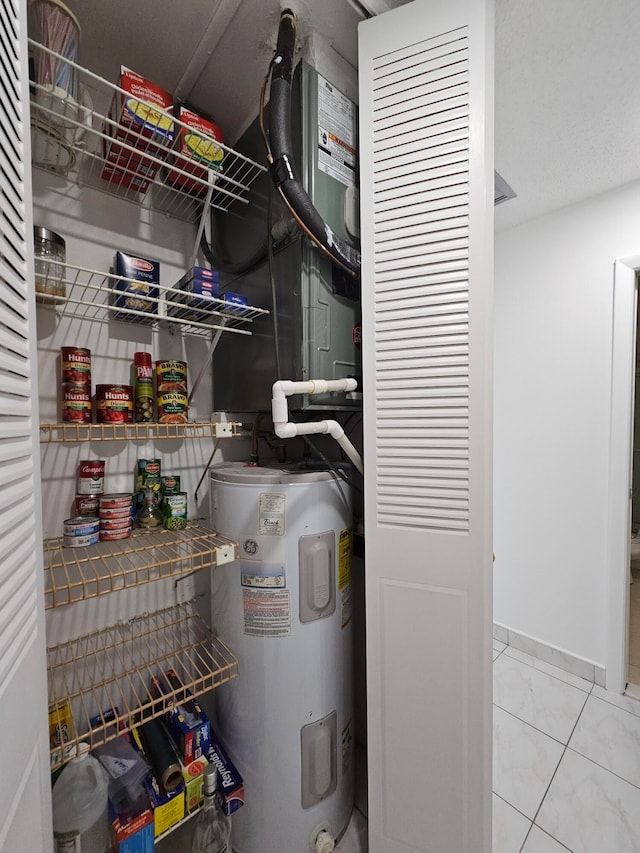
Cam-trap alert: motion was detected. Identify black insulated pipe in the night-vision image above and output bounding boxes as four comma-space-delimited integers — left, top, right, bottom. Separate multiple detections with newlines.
268, 10, 361, 278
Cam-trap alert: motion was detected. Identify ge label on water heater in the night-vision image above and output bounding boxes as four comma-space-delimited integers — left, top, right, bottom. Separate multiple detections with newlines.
258, 492, 286, 536
317, 73, 356, 188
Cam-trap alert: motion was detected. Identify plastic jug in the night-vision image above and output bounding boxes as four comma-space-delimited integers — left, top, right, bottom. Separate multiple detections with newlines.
52, 743, 111, 853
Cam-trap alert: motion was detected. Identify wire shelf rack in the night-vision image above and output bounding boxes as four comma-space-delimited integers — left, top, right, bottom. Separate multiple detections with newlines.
34, 261, 269, 337
28, 40, 266, 222
44, 523, 238, 610
40, 420, 240, 443
47, 599, 238, 770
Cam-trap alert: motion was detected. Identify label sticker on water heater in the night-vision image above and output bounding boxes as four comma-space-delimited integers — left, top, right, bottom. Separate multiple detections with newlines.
243, 588, 291, 637
258, 492, 286, 536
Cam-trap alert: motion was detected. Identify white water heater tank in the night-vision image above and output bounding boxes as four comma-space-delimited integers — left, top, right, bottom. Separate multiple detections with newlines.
208, 463, 354, 853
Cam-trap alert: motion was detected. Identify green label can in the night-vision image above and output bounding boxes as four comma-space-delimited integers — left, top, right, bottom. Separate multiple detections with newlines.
136, 459, 161, 492
161, 475, 181, 495
163, 492, 187, 530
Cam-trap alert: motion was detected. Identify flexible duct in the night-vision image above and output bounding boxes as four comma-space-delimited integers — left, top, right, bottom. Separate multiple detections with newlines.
267, 10, 361, 278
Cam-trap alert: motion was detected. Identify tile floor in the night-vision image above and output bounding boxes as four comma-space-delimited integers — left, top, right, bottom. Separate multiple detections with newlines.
492, 639, 640, 852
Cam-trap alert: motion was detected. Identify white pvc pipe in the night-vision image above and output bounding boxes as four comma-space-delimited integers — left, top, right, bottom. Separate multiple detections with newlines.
271, 378, 363, 474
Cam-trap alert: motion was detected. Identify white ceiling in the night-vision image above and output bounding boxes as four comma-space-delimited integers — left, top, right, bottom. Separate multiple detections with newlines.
61, 0, 640, 231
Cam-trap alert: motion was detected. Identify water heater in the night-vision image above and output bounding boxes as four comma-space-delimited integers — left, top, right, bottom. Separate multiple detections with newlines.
209, 463, 354, 852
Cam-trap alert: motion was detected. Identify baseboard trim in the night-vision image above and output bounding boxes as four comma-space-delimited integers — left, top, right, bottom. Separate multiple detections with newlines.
493, 623, 606, 687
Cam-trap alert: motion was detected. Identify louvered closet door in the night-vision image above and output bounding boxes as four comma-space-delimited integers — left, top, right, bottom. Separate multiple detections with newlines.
0, 0, 52, 849
359, 1, 493, 851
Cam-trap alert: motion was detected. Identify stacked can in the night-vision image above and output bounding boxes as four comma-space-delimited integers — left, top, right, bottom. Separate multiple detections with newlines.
61, 347, 92, 423
155, 360, 188, 424
63, 515, 100, 547
75, 460, 105, 517
99, 493, 134, 541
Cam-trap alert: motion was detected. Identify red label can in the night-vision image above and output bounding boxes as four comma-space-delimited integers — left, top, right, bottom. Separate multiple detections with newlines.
96, 384, 134, 424
62, 385, 92, 423
77, 460, 105, 495
75, 494, 100, 516
61, 347, 91, 385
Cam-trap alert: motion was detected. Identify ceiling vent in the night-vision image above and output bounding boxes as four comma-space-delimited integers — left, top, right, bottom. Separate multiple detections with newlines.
494, 171, 517, 206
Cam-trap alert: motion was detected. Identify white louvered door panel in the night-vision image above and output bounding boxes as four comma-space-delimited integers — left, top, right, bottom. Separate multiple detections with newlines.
0, 1, 52, 850
359, 1, 493, 851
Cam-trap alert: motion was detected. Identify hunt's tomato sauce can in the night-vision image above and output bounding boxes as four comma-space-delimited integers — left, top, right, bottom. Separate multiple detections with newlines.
62, 385, 92, 423
61, 347, 91, 386
96, 384, 134, 423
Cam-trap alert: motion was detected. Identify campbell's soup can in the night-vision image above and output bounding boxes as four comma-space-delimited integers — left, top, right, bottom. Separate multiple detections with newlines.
75, 494, 99, 516
62, 384, 92, 423
96, 384, 134, 424
155, 360, 187, 394
61, 347, 91, 386
77, 460, 105, 495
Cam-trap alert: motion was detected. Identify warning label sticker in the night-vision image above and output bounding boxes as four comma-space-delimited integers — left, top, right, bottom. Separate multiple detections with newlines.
243, 588, 291, 637
317, 73, 356, 188
258, 492, 286, 536
338, 527, 352, 591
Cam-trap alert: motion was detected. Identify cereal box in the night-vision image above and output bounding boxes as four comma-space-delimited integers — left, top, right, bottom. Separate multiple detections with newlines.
165, 106, 224, 196
102, 67, 174, 193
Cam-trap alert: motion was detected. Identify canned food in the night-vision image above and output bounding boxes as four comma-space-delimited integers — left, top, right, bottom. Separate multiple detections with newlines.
62, 385, 92, 423
61, 347, 91, 385
75, 494, 99, 516
63, 531, 100, 548
161, 475, 181, 495
163, 492, 187, 530
155, 360, 187, 393
100, 493, 134, 509
99, 505, 133, 520
63, 516, 100, 536
96, 385, 134, 424
134, 352, 154, 423
157, 392, 188, 424
77, 460, 105, 495
99, 517, 133, 531
136, 459, 161, 492
99, 528, 133, 541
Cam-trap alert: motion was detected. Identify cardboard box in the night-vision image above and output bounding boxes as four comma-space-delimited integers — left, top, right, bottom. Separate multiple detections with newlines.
150, 670, 211, 765
112, 251, 160, 321
144, 775, 185, 838
166, 106, 224, 196
101, 67, 174, 192
206, 735, 245, 816
182, 756, 208, 812
111, 806, 154, 853
166, 267, 220, 320
222, 291, 248, 312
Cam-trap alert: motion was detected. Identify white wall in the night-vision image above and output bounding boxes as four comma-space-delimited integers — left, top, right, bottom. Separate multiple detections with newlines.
494, 178, 640, 668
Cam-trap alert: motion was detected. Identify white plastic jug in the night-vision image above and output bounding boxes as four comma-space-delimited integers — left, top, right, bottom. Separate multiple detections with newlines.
52, 743, 111, 853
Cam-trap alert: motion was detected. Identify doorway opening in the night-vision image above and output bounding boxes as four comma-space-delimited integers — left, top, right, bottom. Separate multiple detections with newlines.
607, 255, 640, 693
628, 280, 640, 694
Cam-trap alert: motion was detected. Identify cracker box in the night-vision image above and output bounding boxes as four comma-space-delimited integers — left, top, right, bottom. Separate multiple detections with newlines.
206, 735, 245, 816
151, 670, 211, 765
101, 67, 174, 193
112, 251, 160, 321
181, 756, 208, 812
166, 106, 224, 196
110, 805, 154, 853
